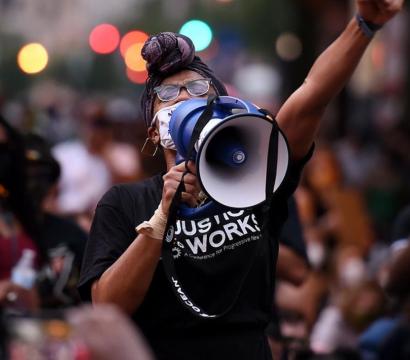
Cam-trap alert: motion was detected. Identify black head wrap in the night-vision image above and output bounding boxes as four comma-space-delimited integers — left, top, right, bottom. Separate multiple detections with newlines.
140, 32, 228, 127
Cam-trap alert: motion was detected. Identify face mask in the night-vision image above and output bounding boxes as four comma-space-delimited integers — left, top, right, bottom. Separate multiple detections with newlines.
152, 101, 185, 150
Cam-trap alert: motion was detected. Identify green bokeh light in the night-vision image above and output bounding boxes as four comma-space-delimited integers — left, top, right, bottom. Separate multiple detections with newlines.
179, 20, 213, 52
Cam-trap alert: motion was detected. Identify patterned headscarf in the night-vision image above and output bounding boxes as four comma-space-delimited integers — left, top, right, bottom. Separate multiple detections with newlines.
140, 32, 228, 127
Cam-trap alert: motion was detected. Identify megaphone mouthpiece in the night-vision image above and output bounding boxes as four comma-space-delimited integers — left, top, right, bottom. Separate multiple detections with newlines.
206, 127, 247, 168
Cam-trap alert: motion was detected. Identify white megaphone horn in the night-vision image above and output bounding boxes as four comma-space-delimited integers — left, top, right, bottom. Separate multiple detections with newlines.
169, 96, 289, 218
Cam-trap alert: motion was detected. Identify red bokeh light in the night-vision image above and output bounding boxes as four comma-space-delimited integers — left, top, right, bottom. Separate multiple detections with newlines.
89, 24, 120, 54
126, 68, 148, 84
371, 41, 385, 71
124, 43, 146, 72
120, 30, 149, 57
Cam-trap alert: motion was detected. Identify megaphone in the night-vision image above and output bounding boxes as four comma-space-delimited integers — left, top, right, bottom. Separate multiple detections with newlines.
169, 96, 289, 218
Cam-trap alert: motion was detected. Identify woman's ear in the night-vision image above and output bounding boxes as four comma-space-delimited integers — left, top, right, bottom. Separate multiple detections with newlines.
142, 126, 160, 157
148, 126, 160, 145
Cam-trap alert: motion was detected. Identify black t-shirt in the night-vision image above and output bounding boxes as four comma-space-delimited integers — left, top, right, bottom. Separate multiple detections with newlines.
78, 148, 312, 360
280, 196, 309, 263
37, 213, 88, 307
40, 213, 87, 267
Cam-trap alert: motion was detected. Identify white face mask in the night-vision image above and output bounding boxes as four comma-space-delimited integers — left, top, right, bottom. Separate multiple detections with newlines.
152, 101, 185, 150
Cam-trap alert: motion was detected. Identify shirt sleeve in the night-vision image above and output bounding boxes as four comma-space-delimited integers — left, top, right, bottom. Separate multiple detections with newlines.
267, 144, 314, 238
279, 196, 309, 263
77, 187, 137, 301
279, 144, 315, 198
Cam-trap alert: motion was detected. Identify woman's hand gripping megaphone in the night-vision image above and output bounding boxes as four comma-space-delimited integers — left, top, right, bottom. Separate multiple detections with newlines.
161, 160, 202, 216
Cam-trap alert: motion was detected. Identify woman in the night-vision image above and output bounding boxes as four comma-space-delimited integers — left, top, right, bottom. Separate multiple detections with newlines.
78, 2, 403, 359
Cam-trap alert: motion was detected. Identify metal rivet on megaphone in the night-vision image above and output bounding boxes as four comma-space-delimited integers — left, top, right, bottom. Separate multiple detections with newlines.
169, 96, 290, 219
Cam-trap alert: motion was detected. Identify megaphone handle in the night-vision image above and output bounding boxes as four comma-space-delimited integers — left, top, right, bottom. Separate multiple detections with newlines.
175, 153, 185, 165
177, 200, 225, 219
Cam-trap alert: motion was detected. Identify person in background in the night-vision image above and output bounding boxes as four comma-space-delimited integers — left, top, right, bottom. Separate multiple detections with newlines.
1, 304, 155, 360
52, 103, 143, 232
67, 305, 155, 360
359, 205, 410, 360
267, 196, 311, 359
24, 133, 87, 308
0, 116, 87, 312
52, 111, 112, 233
79, 1, 404, 359
0, 116, 41, 312
276, 197, 310, 287
275, 143, 376, 342
310, 280, 386, 354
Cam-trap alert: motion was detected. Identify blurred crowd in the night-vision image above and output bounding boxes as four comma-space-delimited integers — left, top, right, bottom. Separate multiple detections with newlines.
0, 94, 159, 359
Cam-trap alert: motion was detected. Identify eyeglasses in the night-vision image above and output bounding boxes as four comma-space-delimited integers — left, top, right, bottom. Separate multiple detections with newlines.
154, 78, 212, 102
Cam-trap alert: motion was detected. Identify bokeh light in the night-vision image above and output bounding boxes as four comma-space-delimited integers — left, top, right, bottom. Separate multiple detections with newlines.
126, 68, 148, 84
124, 43, 146, 72
275, 32, 302, 61
89, 24, 120, 54
17, 43, 49, 74
371, 41, 385, 71
198, 39, 220, 61
179, 20, 213, 52
120, 30, 149, 57
233, 63, 280, 103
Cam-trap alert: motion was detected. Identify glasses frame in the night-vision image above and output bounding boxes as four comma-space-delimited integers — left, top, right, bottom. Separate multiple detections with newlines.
154, 78, 212, 102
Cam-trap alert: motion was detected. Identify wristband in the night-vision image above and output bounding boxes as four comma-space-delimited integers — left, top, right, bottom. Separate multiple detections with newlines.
136, 202, 168, 240
355, 13, 383, 38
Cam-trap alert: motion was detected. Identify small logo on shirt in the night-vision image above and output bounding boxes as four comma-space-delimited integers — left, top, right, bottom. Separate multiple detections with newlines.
171, 209, 262, 260
165, 225, 175, 243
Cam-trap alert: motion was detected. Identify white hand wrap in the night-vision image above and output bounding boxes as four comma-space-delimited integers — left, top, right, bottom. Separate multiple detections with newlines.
136, 202, 168, 240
